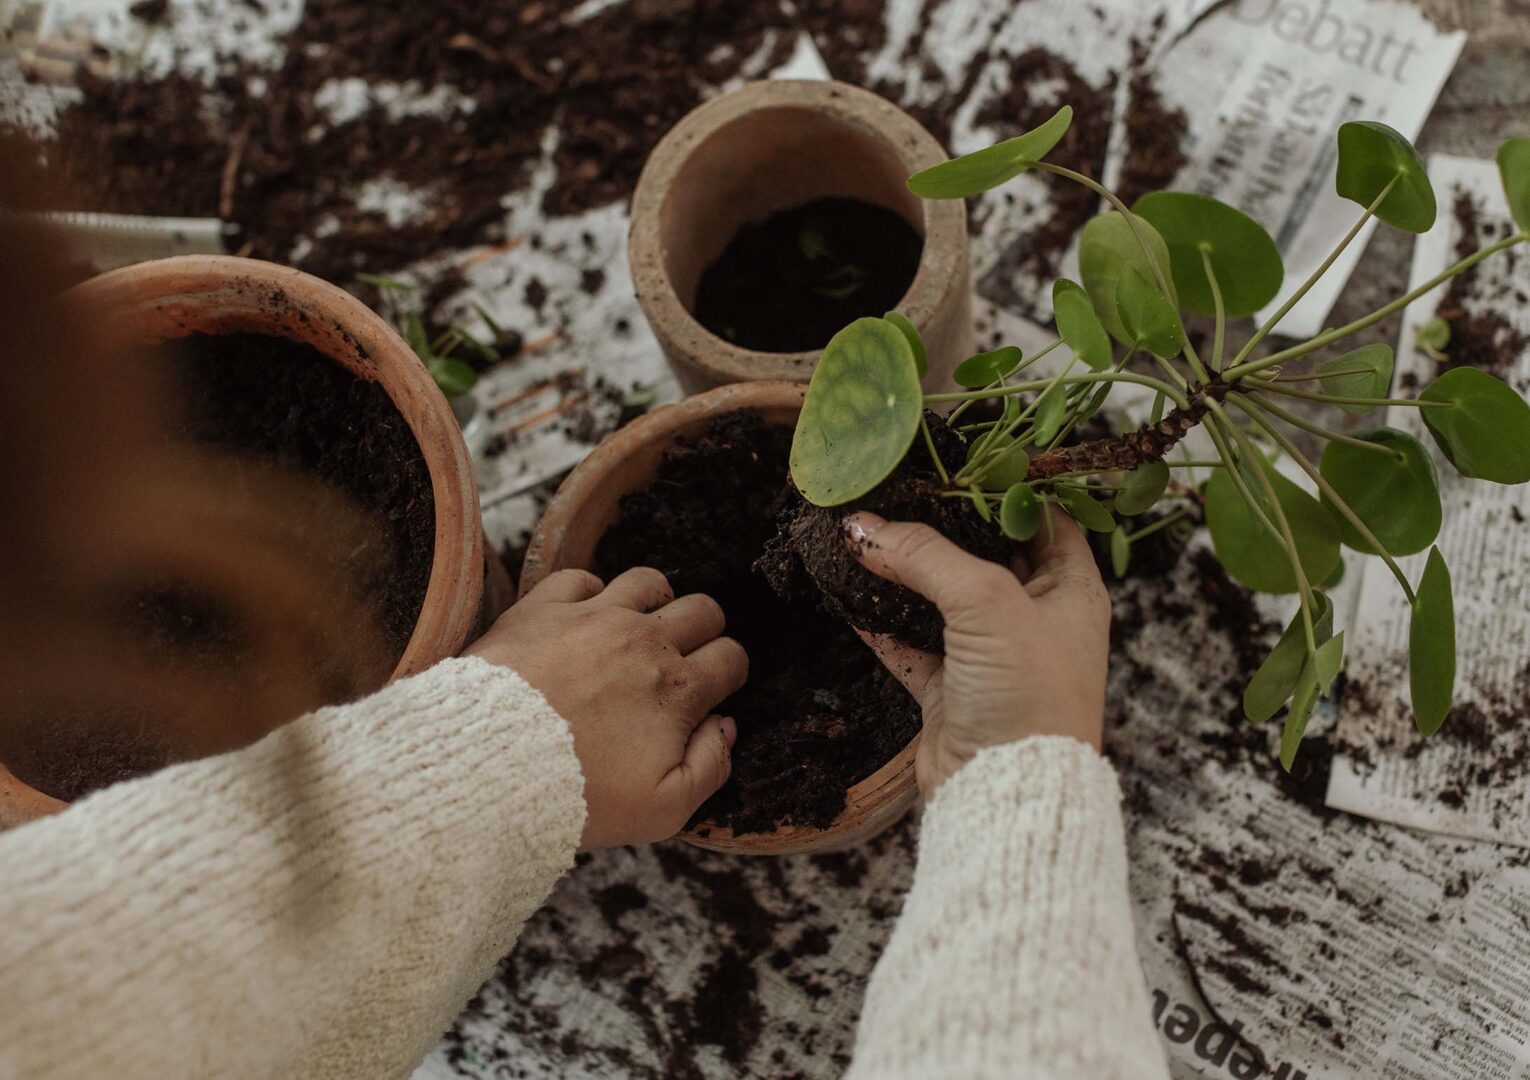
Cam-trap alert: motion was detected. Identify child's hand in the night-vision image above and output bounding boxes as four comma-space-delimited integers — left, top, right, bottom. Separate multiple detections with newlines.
845, 511, 1110, 797
467, 567, 747, 848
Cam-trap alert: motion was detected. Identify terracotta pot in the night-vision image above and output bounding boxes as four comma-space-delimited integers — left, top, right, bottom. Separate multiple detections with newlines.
0, 255, 505, 828
519, 380, 919, 856
629, 79, 972, 395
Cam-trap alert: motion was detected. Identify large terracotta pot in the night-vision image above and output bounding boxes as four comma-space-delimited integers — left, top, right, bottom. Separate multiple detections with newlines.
0, 255, 508, 828
519, 380, 919, 855
629, 80, 972, 395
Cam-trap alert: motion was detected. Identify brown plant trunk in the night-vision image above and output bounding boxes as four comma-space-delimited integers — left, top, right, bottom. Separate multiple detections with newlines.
1027, 379, 1230, 480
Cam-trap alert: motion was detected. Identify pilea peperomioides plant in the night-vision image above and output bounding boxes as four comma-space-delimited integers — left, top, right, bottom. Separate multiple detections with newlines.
791, 106, 1530, 769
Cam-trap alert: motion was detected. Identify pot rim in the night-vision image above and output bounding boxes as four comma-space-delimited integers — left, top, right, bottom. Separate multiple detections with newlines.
519, 379, 919, 856
628, 79, 967, 386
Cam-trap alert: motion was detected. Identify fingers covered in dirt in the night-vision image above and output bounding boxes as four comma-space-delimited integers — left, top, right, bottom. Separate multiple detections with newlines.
844, 510, 1110, 797
466, 566, 743, 848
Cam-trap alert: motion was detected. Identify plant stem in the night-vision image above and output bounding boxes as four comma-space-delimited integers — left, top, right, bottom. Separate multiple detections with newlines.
1213, 404, 1318, 653
1230, 177, 1397, 370
1201, 246, 1226, 372
919, 413, 950, 485
1272, 365, 1375, 382
1234, 395, 1417, 605
925, 370, 1190, 408
1248, 380, 1452, 409
1148, 352, 1190, 391
1202, 411, 1282, 539
1225, 231, 1530, 380
1243, 393, 1406, 455
1032, 160, 1211, 382
1125, 507, 1192, 543
1164, 459, 1225, 469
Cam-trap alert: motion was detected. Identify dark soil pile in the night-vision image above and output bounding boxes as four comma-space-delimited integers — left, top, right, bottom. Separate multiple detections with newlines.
593, 411, 921, 835
3, 1, 890, 286
1435, 187, 1529, 376
759, 412, 1014, 653
1, 706, 174, 804
164, 331, 435, 652
694, 197, 922, 353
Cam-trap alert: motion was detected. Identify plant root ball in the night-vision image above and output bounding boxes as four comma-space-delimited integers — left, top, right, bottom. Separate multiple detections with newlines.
757, 413, 1016, 654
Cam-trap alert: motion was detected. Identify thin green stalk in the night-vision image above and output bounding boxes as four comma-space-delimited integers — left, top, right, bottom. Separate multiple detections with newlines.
919, 413, 950, 485
1148, 352, 1190, 390
1164, 459, 1226, 469
1201, 246, 1226, 372
959, 356, 1081, 484
1125, 507, 1192, 543
1212, 403, 1318, 653
1231, 177, 1397, 369
1272, 365, 1375, 383
1248, 380, 1452, 409
1045, 350, 1136, 450
925, 371, 1191, 409
1243, 392, 1407, 455
1226, 232, 1529, 380
1031, 160, 1210, 383
1234, 395, 1417, 605
1202, 412, 1282, 540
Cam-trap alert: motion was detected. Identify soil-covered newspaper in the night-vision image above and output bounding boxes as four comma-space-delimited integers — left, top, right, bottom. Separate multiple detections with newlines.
1327, 153, 1530, 850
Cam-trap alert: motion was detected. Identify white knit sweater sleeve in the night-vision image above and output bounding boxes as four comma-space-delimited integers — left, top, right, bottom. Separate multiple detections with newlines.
0, 655, 586, 1080
847, 736, 1168, 1080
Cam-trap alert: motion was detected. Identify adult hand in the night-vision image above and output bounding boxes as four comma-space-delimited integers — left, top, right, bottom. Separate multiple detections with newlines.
466, 567, 747, 848
845, 511, 1110, 797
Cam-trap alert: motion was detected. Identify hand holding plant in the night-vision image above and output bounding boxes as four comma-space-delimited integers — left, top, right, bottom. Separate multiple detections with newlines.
846, 511, 1110, 796
790, 108, 1530, 769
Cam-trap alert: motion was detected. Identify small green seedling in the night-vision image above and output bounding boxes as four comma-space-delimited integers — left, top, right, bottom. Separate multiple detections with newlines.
791, 107, 1530, 769
359, 272, 508, 399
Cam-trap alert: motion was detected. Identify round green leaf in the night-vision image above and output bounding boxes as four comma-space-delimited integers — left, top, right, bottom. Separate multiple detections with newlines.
1319, 428, 1440, 556
1204, 465, 1341, 594
1031, 380, 1069, 445
1109, 527, 1131, 578
908, 106, 1073, 199
1419, 366, 1530, 484
1000, 483, 1041, 541
429, 357, 477, 398
972, 433, 1030, 489
1132, 192, 1284, 317
1281, 632, 1345, 771
1114, 460, 1170, 516
1409, 546, 1455, 736
953, 346, 1022, 389
1244, 593, 1335, 724
1056, 487, 1115, 533
1116, 266, 1184, 359
790, 317, 923, 506
882, 310, 927, 379
1079, 211, 1177, 345
1052, 279, 1113, 371
1335, 121, 1436, 233
1496, 137, 1530, 233
1315, 343, 1394, 412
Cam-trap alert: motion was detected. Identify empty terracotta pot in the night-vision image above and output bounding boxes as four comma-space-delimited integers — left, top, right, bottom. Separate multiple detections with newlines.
629, 79, 972, 394
0, 255, 506, 828
518, 380, 919, 856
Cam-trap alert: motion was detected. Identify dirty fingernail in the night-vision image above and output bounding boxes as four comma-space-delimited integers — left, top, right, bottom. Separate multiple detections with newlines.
719, 716, 737, 746
843, 512, 885, 550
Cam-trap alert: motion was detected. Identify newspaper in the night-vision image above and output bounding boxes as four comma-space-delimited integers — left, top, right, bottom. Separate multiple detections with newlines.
1326, 154, 1530, 849
1107, 0, 1465, 340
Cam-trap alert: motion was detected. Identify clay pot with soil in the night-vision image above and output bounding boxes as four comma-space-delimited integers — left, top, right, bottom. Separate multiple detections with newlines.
0, 255, 510, 828
629, 80, 972, 394
519, 381, 922, 856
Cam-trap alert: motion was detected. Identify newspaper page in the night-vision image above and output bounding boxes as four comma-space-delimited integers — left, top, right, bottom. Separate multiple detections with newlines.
864, 0, 1202, 324
1103, 0, 1465, 340
1326, 154, 1530, 849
